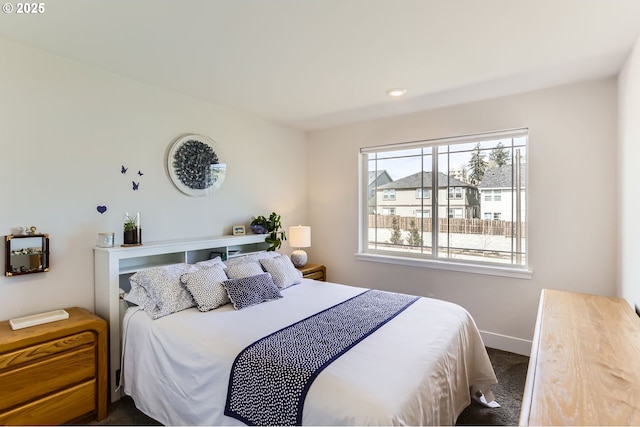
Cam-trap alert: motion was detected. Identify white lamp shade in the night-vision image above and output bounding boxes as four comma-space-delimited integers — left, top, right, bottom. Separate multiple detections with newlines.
289, 225, 311, 248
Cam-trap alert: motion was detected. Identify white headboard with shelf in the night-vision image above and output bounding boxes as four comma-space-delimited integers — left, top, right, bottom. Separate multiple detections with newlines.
93, 233, 268, 402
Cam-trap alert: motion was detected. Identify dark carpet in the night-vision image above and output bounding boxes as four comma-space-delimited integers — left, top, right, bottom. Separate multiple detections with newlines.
91, 347, 529, 426
456, 347, 529, 426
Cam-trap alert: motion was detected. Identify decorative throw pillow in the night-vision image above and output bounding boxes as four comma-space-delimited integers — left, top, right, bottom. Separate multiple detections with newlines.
224, 261, 264, 279
195, 256, 226, 269
180, 264, 230, 311
222, 273, 283, 310
129, 263, 199, 319
260, 255, 302, 289
224, 251, 280, 267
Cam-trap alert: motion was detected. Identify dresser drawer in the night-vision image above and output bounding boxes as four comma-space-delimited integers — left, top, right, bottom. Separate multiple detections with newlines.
0, 344, 96, 411
0, 380, 95, 425
0, 331, 95, 370
296, 264, 326, 281
305, 270, 325, 281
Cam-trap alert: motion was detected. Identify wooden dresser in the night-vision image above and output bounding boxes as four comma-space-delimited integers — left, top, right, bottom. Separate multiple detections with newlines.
520, 289, 640, 425
0, 307, 107, 425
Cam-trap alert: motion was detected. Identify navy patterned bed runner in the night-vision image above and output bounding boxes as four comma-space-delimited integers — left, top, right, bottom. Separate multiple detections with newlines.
224, 289, 420, 426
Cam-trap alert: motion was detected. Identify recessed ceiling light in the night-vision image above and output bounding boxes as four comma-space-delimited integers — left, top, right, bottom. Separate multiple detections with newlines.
386, 88, 407, 97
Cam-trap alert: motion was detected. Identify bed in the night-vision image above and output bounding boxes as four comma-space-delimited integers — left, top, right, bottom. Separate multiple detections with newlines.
119, 253, 497, 426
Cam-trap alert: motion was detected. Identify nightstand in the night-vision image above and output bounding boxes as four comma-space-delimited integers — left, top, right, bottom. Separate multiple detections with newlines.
296, 263, 326, 281
0, 307, 107, 425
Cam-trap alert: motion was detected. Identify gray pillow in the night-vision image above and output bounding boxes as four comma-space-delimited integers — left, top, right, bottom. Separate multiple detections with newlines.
224, 251, 280, 267
222, 273, 282, 310
181, 264, 230, 311
195, 256, 226, 269
224, 261, 264, 279
129, 263, 198, 319
260, 255, 302, 289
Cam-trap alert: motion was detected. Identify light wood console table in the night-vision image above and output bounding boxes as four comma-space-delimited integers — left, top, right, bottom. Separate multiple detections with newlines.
520, 289, 640, 425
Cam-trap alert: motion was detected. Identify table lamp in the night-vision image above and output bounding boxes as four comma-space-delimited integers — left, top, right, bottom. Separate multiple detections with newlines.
289, 225, 311, 267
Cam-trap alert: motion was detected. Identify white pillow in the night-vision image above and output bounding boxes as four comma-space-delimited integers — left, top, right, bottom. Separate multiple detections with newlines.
260, 255, 302, 289
129, 263, 199, 319
224, 251, 280, 267
195, 256, 226, 269
181, 264, 230, 311
224, 262, 264, 279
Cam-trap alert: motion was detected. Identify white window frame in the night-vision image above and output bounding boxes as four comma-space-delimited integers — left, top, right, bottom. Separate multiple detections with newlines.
448, 187, 463, 199
382, 189, 396, 201
382, 207, 396, 215
448, 208, 463, 219
416, 188, 431, 199
357, 128, 532, 279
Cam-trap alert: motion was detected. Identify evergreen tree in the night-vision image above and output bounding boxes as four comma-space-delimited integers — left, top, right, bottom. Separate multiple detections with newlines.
489, 142, 509, 167
389, 216, 403, 245
406, 220, 423, 247
468, 142, 488, 185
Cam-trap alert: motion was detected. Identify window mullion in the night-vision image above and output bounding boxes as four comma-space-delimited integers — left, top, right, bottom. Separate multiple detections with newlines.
431, 148, 438, 258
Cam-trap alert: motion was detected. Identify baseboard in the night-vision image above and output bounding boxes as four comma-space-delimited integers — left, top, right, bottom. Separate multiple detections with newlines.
480, 330, 531, 356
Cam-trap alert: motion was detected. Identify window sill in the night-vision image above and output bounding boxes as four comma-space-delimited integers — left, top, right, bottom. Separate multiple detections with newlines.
355, 252, 533, 280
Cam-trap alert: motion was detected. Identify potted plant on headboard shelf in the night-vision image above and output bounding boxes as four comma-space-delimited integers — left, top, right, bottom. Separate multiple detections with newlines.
250, 212, 286, 251
123, 212, 142, 246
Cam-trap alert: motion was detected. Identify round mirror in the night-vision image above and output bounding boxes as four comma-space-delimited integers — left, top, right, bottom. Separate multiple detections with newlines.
167, 134, 227, 196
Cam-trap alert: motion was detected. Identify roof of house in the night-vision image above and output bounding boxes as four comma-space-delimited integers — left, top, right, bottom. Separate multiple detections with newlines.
377, 171, 471, 190
478, 164, 526, 188
368, 170, 391, 185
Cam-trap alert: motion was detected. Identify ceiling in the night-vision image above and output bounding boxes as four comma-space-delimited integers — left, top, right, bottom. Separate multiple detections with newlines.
1, 0, 639, 130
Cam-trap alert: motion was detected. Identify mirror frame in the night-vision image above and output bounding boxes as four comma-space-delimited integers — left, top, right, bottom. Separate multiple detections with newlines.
5, 234, 50, 277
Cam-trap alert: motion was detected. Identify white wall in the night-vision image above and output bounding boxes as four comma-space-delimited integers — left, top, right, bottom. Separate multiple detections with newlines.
308, 79, 618, 354
619, 36, 640, 309
0, 38, 308, 320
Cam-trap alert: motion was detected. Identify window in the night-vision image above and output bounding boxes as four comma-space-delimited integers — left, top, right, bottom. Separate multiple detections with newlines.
448, 187, 463, 199
447, 208, 462, 218
416, 188, 431, 199
359, 128, 529, 278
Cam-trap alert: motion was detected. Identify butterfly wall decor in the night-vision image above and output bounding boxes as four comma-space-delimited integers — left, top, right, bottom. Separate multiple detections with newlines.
120, 165, 144, 191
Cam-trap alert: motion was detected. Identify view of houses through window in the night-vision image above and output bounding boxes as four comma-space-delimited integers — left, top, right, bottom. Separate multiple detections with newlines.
362, 129, 527, 268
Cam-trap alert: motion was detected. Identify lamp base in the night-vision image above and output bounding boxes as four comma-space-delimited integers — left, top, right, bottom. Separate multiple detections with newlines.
291, 249, 308, 268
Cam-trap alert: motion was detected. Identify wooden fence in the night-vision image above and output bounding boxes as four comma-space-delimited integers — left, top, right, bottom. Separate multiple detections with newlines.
368, 215, 526, 237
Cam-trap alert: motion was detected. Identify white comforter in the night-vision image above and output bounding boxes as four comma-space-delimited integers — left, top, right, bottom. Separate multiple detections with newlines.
122, 279, 497, 426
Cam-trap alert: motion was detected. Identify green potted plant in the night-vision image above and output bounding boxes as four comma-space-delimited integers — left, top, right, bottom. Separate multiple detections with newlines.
123, 212, 142, 246
250, 212, 286, 251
